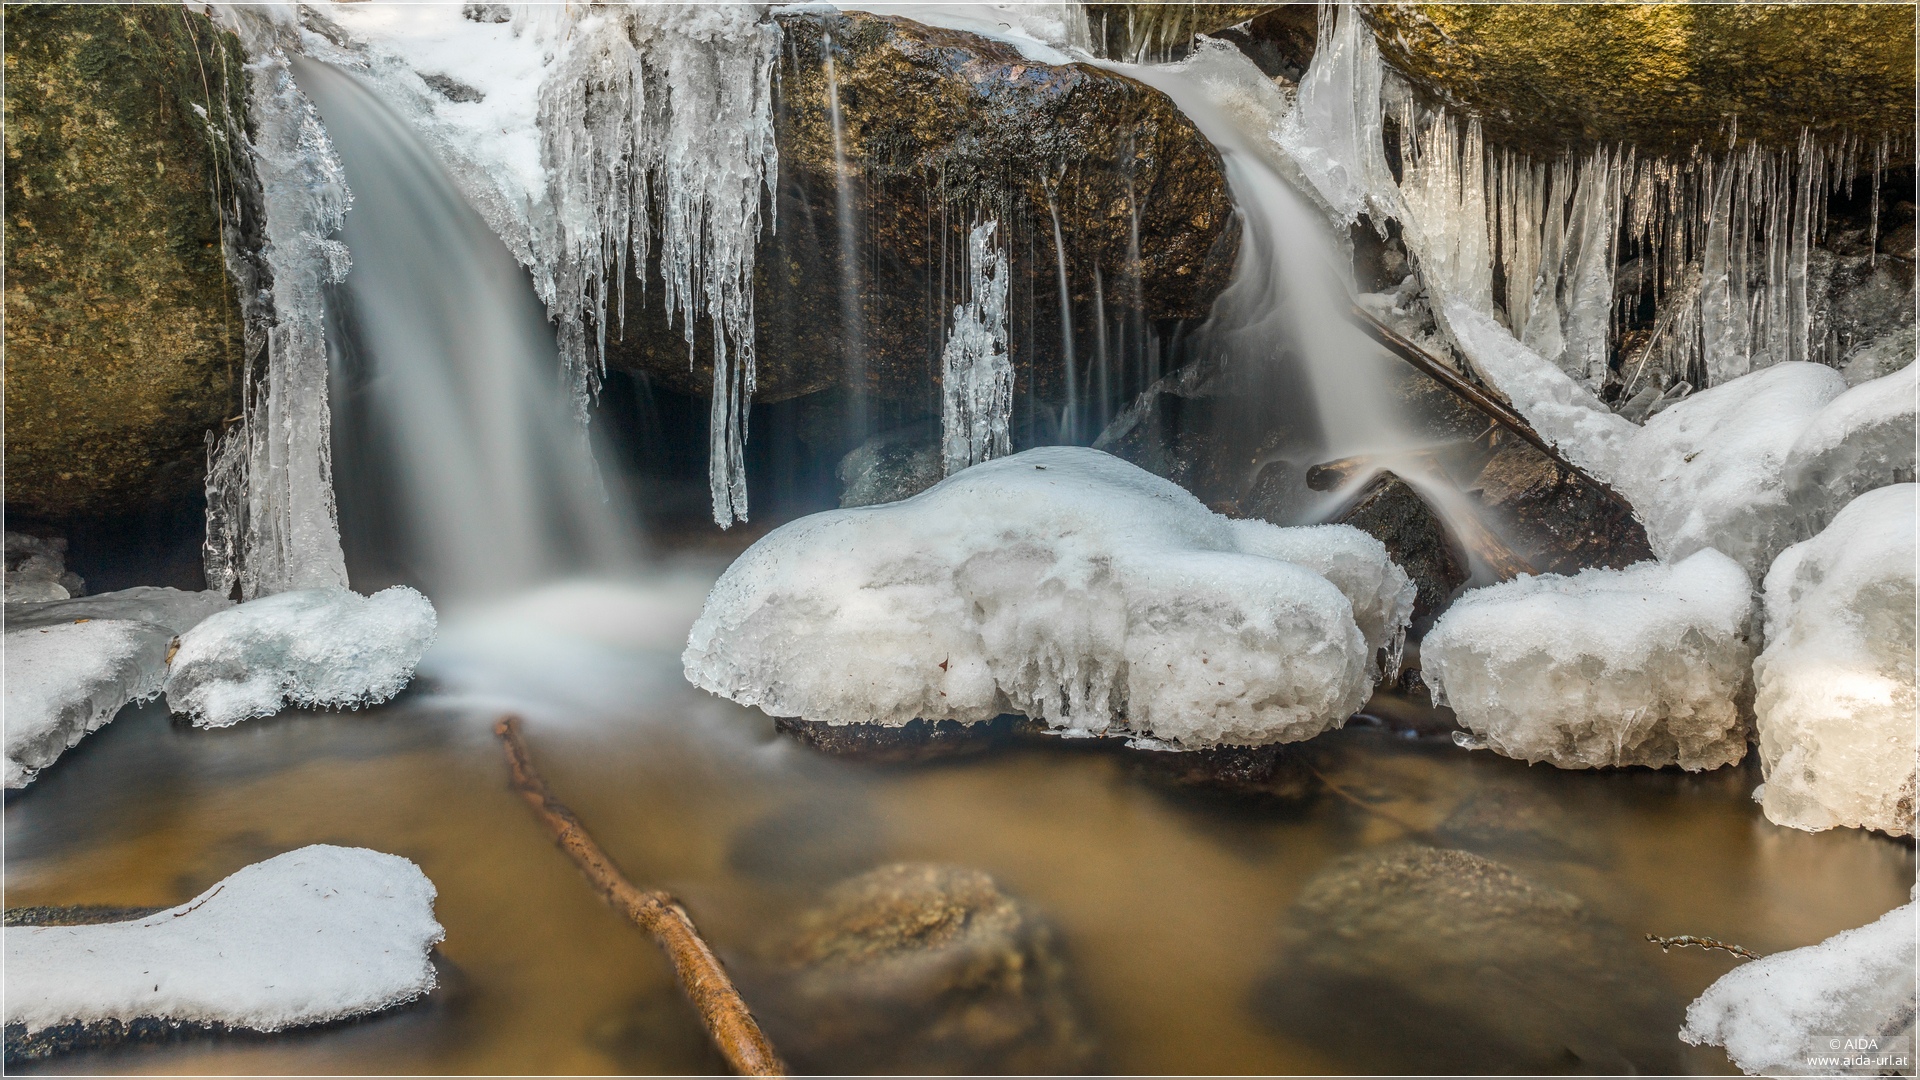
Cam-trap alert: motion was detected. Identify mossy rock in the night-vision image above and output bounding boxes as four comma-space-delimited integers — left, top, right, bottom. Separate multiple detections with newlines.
4, 7, 250, 524
1365, 3, 1916, 155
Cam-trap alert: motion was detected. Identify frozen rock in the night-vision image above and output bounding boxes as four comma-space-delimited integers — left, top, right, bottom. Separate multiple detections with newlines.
837, 430, 941, 509
1616, 361, 1848, 578
5, 586, 231, 635
1226, 518, 1418, 672
1754, 484, 1917, 835
164, 586, 437, 729
1782, 362, 1917, 532
3, 620, 174, 789
1841, 325, 1916, 387
1682, 898, 1917, 1076
3, 845, 442, 1051
686, 447, 1412, 749
2, 532, 84, 603
1421, 549, 1755, 770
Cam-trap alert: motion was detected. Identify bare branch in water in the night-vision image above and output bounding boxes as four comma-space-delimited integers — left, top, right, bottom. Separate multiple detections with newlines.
495, 715, 787, 1077
1645, 933, 1763, 960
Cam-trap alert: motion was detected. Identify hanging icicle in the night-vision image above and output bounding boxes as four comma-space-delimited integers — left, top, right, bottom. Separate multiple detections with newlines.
940, 218, 1013, 476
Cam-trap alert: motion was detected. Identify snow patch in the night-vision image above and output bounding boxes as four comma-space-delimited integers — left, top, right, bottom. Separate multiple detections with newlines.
1782, 362, 1918, 532
164, 586, 437, 728
3, 621, 174, 789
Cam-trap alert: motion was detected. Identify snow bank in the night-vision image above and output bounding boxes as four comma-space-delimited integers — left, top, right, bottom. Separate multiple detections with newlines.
1421, 549, 1755, 770
685, 447, 1413, 749
164, 586, 437, 729
1754, 484, 1918, 836
3, 621, 174, 789
1783, 362, 1917, 531
1682, 899, 1918, 1076
5, 586, 231, 635
4, 845, 442, 1036
1616, 361, 1848, 577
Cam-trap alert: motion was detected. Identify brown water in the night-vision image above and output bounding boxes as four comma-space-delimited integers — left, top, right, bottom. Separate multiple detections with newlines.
7, 556, 1913, 1075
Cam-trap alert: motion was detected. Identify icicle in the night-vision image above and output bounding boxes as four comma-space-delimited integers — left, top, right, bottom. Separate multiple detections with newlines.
1787, 129, 1817, 367
1398, 109, 1492, 319
941, 218, 1012, 475
1699, 154, 1748, 385
1279, 0, 1401, 227
1559, 146, 1618, 389
1521, 154, 1572, 362
1870, 133, 1888, 267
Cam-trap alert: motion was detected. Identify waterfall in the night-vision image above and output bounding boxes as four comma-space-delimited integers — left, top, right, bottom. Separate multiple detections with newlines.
825, 36, 870, 448
294, 58, 634, 605
1045, 191, 1080, 443
940, 219, 1013, 475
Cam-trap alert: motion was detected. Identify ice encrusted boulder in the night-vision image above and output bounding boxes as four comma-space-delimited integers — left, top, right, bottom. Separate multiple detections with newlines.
3, 845, 443, 1041
1782, 362, 1917, 531
1682, 898, 1918, 1076
3, 620, 173, 788
4, 585, 231, 635
1754, 484, 1918, 836
1615, 362, 1847, 578
685, 447, 1414, 749
1421, 549, 1755, 770
164, 586, 437, 728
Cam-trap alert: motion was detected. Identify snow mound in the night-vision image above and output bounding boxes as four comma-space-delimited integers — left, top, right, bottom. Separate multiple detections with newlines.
164, 586, 438, 729
1755, 484, 1918, 836
1226, 520, 1416, 674
1783, 362, 1917, 532
1681, 899, 1917, 1076
1616, 361, 1848, 577
685, 447, 1412, 748
5, 586, 232, 635
1421, 549, 1755, 770
3, 845, 443, 1036
3, 620, 174, 789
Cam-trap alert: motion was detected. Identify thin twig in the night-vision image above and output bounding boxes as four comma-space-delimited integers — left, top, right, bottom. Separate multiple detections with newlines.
495, 716, 786, 1077
1645, 933, 1763, 961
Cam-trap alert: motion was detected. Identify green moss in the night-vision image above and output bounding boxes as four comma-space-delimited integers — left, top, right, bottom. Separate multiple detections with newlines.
4, 5, 250, 522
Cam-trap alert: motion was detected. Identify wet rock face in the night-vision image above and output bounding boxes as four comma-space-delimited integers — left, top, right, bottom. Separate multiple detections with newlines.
3, 7, 251, 524
1256, 845, 1687, 1075
756, 862, 1098, 1075
606, 10, 1238, 443
1363, 4, 1915, 156
1325, 472, 1467, 621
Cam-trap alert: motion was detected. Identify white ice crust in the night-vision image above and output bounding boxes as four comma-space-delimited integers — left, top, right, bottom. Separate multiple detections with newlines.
1754, 484, 1918, 836
164, 586, 438, 729
1421, 549, 1756, 770
685, 447, 1413, 748
3, 845, 443, 1036
5, 586, 232, 636
1682, 899, 1918, 1076
3, 620, 174, 789
1782, 362, 1918, 530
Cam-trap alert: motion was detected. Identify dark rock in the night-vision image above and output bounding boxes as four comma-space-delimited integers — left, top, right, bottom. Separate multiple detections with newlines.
606, 10, 1238, 453
460, 3, 511, 24
1883, 221, 1916, 262
420, 73, 484, 103
754, 862, 1097, 1075
773, 714, 1042, 764
1126, 741, 1318, 800
1468, 436, 1656, 577
3, 905, 164, 927
1328, 472, 1468, 621
4, 7, 252, 523
1255, 844, 1687, 1074
836, 427, 941, 507
1215, 5, 1318, 83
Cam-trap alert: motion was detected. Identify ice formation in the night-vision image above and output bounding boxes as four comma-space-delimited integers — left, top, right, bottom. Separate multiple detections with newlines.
3, 621, 174, 789
1753, 484, 1918, 836
164, 586, 438, 729
1277, 1, 1400, 228
1420, 549, 1756, 771
1682, 898, 1918, 1076
1782, 362, 1918, 530
940, 219, 1013, 476
4, 586, 232, 636
3, 845, 443, 1036
685, 447, 1414, 749
3, 533, 84, 602
204, 7, 352, 600
1615, 361, 1848, 577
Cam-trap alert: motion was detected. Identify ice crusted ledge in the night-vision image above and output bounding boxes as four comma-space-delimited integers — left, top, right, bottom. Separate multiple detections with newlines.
4, 621, 173, 789
1682, 897, 1918, 1077
1421, 549, 1755, 770
1755, 484, 1918, 836
4, 845, 442, 1038
165, 586, 438, 729
684, 447, 1413, 749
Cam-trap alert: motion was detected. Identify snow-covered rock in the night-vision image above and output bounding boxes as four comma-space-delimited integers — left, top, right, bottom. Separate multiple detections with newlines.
164, 586, 438, 729
1754, 484, 1918, 836
1682, 898, 1918, 1076
3, 845, 443, 1037
1782, 362, 1917, 532
3, 532, 85, 603
1226, 521, 1417, 674
685, 447, 1414, 749
1421, 549, 1755, 770
5, 586, 232, 635
1615, 361, 1848, 577
3, 620, 175, 789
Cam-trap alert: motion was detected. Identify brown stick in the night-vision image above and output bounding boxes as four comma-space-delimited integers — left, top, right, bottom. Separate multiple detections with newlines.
1645, 933, 1763, 961
495, 716, 786, 1077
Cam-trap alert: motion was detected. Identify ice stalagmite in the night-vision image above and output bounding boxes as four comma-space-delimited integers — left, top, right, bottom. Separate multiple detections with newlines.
525, 5, 780, 528
940, 219, 1014, 476
203, 7, 351, 600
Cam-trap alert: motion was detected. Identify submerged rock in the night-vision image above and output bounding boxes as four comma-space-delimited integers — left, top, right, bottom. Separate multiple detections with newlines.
754, 862, 1097, 1075
1256, 844, 1686, 1074
772, 714, 1040, 765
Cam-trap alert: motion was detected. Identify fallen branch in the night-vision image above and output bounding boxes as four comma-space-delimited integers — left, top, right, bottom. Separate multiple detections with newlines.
1645, 933, 1763, 961
495, 716, 786, 1077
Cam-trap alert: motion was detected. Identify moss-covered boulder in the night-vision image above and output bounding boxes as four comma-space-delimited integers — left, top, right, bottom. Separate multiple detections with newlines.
606, 10, 1237, 443
4, 7, 249, 525
1364, 3, 1916, 155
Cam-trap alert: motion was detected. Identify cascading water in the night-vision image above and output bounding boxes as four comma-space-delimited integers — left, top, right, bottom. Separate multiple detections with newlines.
294, 58, 634, 605
825, 37, 870, 448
